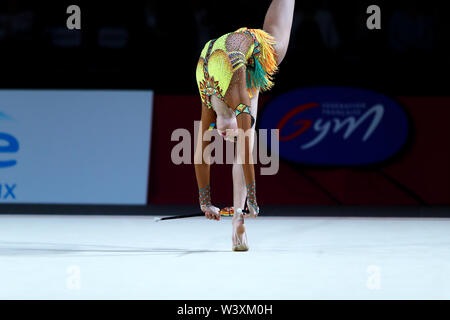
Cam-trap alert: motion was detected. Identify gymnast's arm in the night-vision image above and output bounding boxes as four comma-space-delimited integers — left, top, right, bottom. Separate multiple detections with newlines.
194, 103, 221, 220
235, 111, 256, 186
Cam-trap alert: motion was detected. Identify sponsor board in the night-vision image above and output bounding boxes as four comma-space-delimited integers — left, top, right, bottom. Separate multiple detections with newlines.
0, 90, 152, 204
260, 87, 409, 165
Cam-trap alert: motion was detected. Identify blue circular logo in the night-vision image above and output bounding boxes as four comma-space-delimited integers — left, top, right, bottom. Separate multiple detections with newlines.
260, 87, 409, 166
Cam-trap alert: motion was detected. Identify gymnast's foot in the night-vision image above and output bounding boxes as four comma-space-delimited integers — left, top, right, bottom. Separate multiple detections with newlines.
232, 209, 249, 251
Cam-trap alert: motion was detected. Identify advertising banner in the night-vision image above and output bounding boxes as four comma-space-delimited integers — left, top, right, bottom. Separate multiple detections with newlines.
259, 87, 409, 166
149, 93, 450, 206
0, 90, 152, 204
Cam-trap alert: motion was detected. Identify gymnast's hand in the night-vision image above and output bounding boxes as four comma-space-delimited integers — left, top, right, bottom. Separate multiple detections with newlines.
244, 200, 260, 218
201, 204, 221, 221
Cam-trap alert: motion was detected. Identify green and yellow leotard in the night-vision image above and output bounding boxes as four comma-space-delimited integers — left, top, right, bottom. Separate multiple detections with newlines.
196, 27, 278, 109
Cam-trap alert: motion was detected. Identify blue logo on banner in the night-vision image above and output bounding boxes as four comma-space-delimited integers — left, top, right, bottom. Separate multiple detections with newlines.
260, 87, 409, 165
0, 111, 19, 168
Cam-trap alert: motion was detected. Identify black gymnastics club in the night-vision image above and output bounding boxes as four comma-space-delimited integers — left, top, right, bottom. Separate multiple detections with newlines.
154, 200, 249, 222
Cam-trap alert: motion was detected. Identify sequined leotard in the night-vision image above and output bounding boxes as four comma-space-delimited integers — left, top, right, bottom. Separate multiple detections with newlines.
196, 27, 278, 109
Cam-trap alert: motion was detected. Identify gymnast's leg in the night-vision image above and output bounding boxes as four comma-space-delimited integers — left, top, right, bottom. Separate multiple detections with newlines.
231, 0, 293, 209
231, 90, 259, 251
263, 0, 296, 65
232, 90, 259, 210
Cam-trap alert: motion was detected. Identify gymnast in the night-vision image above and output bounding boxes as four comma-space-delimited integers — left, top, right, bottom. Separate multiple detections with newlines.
194, 0, 295, 251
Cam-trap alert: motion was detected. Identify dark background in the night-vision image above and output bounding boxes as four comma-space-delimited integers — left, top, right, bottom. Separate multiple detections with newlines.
0, 0, 447, 95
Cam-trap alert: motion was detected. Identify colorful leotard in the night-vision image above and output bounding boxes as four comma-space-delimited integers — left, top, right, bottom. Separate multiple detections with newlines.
196, 27, 278, 109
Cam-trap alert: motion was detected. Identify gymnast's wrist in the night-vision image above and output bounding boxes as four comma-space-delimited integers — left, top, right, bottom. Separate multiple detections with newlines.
199, 184, 212, 207
246, 181, 258, 208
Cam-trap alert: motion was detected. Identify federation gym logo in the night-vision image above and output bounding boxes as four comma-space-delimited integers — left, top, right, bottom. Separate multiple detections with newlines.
260, 87, 409, 166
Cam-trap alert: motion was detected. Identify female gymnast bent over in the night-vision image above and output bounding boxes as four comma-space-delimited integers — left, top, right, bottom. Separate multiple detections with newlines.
194, 0, 295, 251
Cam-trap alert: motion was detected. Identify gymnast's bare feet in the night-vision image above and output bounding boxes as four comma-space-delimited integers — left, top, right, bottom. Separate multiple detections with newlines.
232, 208, 249, 251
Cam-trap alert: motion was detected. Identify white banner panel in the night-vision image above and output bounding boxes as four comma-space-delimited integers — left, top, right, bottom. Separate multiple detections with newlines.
0, 90, 153, 204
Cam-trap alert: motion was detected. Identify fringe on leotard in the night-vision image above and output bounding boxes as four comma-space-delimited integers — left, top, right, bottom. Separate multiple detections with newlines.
236, 28, 278, 98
